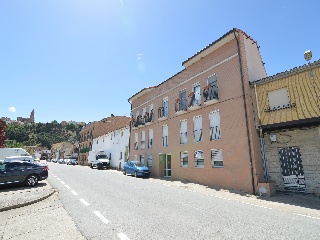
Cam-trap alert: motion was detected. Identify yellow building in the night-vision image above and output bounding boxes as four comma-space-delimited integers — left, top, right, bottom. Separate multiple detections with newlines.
251, 59, 320, 196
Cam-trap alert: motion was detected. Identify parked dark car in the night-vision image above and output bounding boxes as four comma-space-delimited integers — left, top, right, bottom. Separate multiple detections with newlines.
0, 161, 48, 187
67, 159, 78, 165
123, 160, 150, 178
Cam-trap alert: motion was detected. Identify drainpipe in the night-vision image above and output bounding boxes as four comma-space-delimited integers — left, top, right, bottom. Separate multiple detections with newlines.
128, 99, 132, 161
234, 31, 256, 194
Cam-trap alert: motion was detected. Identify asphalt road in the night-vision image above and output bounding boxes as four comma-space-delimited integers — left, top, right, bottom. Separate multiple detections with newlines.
47, 162, 320, 240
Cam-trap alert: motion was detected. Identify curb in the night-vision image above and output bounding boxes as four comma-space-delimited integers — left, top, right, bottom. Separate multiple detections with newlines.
0, 188, 56, 212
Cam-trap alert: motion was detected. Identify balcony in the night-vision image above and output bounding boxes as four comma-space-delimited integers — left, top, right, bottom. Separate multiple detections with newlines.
158, 107, 168, 121
175, 99, 188, 115
135, 116, 146, 128
131, 118, 139, 129
188, 92, 201, 111
144, 112, 154, 126
203, 85, 218, 106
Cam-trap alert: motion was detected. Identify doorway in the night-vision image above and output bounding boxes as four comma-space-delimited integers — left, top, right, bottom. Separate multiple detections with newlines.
278, 147, 306, 192
164, 154, 171, 177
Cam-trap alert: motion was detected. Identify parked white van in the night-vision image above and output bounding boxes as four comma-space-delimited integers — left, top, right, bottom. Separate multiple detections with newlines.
0, 148, 30, 160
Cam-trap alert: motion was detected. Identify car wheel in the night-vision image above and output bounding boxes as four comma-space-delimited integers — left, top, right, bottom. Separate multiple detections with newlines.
123, 169, 126, 175
25, 175, 38, 187
90, 164, 93, 169
134, 171, 138, 178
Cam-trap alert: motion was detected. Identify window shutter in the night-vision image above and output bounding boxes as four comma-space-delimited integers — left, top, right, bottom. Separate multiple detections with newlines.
268, 88, 290, 110
180, 120, 188, 144
209, 110, 221, 140
193, 115, 202, 142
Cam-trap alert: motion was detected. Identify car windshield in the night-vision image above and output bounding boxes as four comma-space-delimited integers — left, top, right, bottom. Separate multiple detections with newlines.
98, 155, 108, 158
134, 162, 146, 167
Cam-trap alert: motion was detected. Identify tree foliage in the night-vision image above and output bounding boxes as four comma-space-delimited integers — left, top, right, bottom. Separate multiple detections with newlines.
4, 121, 83, 149
0, 120, 7, 147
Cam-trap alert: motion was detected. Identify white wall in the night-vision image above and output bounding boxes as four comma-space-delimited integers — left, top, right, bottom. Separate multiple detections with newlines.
91, 126, 130, 169
244, 36, 267, 82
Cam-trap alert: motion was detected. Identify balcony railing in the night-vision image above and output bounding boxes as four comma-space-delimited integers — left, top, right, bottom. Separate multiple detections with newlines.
158, 107, 168, 121
175, 99, 188, 115
188, 92, 201, 110
144, 112, 154, 125
203, 84, 218, 105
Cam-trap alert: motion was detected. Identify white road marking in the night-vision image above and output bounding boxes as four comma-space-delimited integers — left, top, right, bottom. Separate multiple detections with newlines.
71, 190, 78, 195
57, 178, 60, 180
118, 232, 130, 240
60, 181, 65, 184
65, 185, 70, 189
54, 176, 57, 178
93, 211, 110, 224
79, 198, 90, 206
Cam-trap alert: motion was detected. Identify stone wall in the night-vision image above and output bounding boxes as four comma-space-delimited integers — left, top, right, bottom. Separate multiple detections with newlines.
264, 125, 320, 196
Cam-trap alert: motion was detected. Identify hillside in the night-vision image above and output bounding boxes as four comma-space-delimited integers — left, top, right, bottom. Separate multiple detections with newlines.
4, 120, 82, 149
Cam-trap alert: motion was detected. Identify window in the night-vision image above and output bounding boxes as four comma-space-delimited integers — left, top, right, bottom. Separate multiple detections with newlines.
204, 75, 218, 101
147, 154, 153, 167
162, 125, 168, 147
142, 107, 146, 117
140, 155, 145, 164
119, 151, 122, 160
163, 97, 168, 117
135, 111, 140, 119
180, 151, 188, 167
189, 83, 201, 108
209, 110, 221, 140
180, 119, 188, 144
134, 155, 138, 161
176, 90, 187, 112
212, 149, 223, 167
141, 131, 145, 150
149, 104, 154, 122
194, 150, 204, 168
148, 129, 153, 149
193, 115, 203, 142
267, 87, 290, 111
134, 133, 138, 150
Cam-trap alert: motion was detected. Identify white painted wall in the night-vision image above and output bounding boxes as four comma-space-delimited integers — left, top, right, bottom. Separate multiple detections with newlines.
244, 36, 267, 82
91, 126, 130, 169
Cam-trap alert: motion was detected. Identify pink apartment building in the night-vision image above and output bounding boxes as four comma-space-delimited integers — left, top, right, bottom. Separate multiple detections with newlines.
128, 28, 267, 194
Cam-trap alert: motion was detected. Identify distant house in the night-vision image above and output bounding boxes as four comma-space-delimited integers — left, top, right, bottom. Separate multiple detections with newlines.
78, 115, 131, 166
251, 59, 320, 196
91, 125, 130, 169
128, 28, 267, 194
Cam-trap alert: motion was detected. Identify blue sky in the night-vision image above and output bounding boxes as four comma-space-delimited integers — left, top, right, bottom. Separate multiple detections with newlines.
0, 0, 319, 124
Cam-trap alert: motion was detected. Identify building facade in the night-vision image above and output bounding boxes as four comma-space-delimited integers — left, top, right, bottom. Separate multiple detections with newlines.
251, 59, 320, 196
91, 125, 130, 169
128, 28, 267, 194
78, 115, 131, 166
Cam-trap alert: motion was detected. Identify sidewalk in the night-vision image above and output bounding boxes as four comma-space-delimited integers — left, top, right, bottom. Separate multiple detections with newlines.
0, 180, 85, 240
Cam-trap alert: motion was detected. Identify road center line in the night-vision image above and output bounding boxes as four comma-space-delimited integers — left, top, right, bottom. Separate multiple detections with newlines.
60, 181, 65, 184
79, 198, 90, 206
57, 178, 60, 180
65, 185, 70, 189
71, 190, 78, 195
118, 232, 130, 240
93, 211, 110, 224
